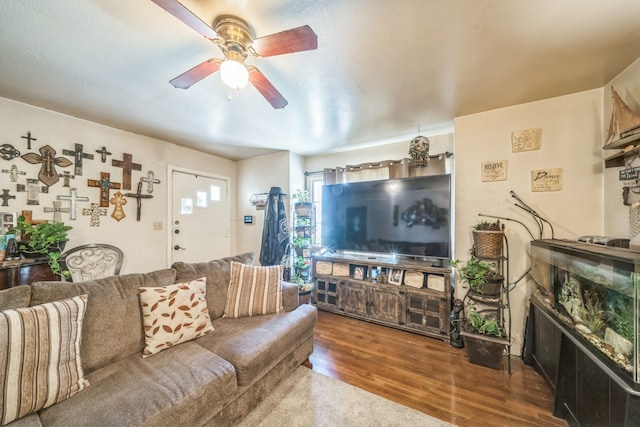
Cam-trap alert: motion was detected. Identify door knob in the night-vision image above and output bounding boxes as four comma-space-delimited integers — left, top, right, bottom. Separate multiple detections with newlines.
174, 245, 186, 250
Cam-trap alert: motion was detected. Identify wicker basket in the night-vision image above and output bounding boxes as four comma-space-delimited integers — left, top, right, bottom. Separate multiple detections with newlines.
472, 230, 504, 258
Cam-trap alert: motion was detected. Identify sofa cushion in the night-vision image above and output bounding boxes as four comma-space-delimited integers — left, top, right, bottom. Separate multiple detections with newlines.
0, 295, 88, 426
29, 269, 177, 375
171, 252, 255, 320
223, 262, 283, 318
37, 342, 237, 427
197, 304, 317, 386
139, 278, 213, 357
0, 286, 31, 311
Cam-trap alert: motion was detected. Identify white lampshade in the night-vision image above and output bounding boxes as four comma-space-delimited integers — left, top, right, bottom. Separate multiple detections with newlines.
220, 58, 249, 90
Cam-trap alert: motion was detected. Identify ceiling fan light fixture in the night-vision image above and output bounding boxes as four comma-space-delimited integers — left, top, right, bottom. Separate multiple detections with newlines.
220, 51, 249, 90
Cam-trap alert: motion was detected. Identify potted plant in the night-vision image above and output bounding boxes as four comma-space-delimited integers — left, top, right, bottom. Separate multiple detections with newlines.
9, 216, 72, 278
459, 305, 509, 370
292, 189, 312, 217
472, 219, 504, 258
451, 257, 503, 295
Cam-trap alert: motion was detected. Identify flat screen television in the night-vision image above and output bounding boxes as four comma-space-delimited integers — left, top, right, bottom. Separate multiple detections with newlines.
321, 174, 452, 261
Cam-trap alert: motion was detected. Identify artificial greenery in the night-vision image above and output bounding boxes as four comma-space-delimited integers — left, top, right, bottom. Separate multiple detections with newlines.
292, 189, 311, 204
293, 256, 310, 270
463, 306, 506, 338
9, 216, 72, 278
292, 236, 311, 248
450, 257, 501, 293
473, 219, 502, 231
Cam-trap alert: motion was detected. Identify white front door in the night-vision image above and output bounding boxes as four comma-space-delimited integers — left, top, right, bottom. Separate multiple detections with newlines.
170, 168, 230, 264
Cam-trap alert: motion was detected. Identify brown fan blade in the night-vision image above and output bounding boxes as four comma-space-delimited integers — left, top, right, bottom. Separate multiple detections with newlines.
251, 25, 317, 57
150, 0, 218, 39
169, 59, 221, 89
248, 67, 288, 109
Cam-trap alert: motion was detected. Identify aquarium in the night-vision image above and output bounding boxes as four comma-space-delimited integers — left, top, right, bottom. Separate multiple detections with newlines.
530, 239, 640, 383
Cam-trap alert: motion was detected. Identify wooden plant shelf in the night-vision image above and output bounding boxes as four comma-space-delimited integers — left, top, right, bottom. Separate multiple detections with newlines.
604, 146, 640, 168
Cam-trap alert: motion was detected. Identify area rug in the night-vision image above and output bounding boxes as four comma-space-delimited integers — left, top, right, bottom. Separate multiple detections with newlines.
237, 367, 455, 427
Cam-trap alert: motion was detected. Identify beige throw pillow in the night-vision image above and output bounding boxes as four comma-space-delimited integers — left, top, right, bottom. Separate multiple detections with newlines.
0, 294, 89, 426
139, 278, 213, 357
223, 262, 283, 318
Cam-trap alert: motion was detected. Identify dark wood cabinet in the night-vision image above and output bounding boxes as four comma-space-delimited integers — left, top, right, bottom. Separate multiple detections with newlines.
0, 259, 58, 289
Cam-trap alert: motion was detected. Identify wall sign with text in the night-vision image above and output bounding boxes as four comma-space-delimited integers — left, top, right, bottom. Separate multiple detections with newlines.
531, 168, 562, 192
481, 160, 507, 182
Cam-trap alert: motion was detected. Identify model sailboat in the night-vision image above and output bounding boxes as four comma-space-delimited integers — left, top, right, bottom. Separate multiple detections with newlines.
606, 86, 640, 145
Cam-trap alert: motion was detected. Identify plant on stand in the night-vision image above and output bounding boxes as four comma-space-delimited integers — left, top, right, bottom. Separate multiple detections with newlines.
459, 304, 509, 370
450, 257, 503, 295
9, 216, 72, 278
292, 189, 312, 216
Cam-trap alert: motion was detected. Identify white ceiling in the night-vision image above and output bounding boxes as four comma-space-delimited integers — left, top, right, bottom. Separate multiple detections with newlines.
2, 1, 640, 160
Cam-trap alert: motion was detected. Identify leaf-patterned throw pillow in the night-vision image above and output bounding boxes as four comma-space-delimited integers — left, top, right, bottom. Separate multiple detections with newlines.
139, 278, 213, 357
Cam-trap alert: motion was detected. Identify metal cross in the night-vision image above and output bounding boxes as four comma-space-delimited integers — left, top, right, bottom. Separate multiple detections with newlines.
0, 144, 20, 160
60, 171, 75, 187
140, 170, 161, 193
21, 145, 73, 186
125, 181, 153, 221
0, 189, 15, 207
1, 164, 26, 182
44, 200, 70, 224
62, 143, 94, 176
110, 191, 127, 222
21, 131, 37, 150
112, 153, 142, 190
82, 203, 107, 227
87, 172, 121, 207
95, 146, 112, 163
57, 187, 90, 220
17, 179, 48, 206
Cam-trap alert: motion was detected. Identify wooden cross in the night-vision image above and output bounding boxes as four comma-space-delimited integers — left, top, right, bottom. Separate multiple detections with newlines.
57, 187, 89, 220
110, 191, 127, 222
62, 143, 94, 176
82, 203, 107, 227
43, 200, 70, 224
22, 210, 48, 225
21, 145, 73, 186
0, 189, 15, 207
140, 170, 161, 193
95, 146, 112, 163
125, 181, 153, 221
21, 131, 37, 150
0, 144, 20, 160
17, 179, 48, 205
87, 172, 121, 207
1, 164, 26, 182
60, 171, 75, 187
112, 153, 142, 190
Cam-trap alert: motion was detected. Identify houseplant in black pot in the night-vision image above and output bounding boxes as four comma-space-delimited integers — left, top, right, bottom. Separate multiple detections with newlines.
451, 257, 503, 296
459, 305, 509, 370
10, 216, 72, 278
292, 189, 312, 217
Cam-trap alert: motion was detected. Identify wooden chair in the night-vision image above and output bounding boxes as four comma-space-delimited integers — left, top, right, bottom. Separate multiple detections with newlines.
61, 244, 124, 282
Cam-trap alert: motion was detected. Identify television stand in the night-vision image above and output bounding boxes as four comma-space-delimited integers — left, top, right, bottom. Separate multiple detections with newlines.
312, 253, 452, 341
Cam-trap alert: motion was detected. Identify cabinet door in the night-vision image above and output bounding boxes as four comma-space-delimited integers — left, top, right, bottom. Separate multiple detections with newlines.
405, 289, 447, 334
339, 281, 368, 316
369, 286, 404, 324
315, 279, 340, 309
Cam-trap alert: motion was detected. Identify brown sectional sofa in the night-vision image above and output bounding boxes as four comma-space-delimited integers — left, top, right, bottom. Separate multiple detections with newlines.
3, 253, 317, 427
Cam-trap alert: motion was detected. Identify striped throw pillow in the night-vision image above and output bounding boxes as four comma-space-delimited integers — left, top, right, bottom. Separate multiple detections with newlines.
0, 294, 88, 425
223, 262, 283, 318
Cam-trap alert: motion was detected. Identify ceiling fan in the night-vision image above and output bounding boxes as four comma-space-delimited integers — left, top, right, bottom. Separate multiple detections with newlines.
150, 0, 318, 109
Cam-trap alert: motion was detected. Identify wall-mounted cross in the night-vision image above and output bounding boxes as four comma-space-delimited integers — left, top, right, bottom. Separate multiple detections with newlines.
82, 203, 107, 227
21, 131, 37, 150
112, 153, 142, 190
88, 172, 121, 207
1, 164, 26, 182
21, 145, 72, 186
0, 144, 20, 161
140, 170, 161, 193
110, 191, 127, 222
62, 143, 94, 176
0, 189, 15, 207
125, 181, 153, 221
22, 210, 48, 225
44, 201, 70, 224
95, 146, 112, 163
57, 187, 89, 220
17, 179, 49, 206
60, 171, 75, 187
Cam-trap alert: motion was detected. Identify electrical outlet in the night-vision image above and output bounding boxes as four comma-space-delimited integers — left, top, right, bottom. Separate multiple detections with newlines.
152, 221, 163, 231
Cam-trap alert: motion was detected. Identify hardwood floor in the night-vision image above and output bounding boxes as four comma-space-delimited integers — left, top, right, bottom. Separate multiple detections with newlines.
307, 310, 568, 427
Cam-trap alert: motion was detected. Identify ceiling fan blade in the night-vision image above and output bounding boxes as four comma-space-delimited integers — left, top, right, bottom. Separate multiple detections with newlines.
248, 68, 288, 109
169, 59, 221, 89
150, 0, 218, 39
251, 25, 317, 57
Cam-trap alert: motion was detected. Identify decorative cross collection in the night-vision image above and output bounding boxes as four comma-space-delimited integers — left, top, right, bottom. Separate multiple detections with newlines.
21, 145, 72, 186
0, 144, 20, 160
95, 146, 112, 163
87, 172, 121, 207
57, 188, 89, 220
21, 131, 37, 150
112, 153, 141, 191
44, 200, 70, 224
60, 171, 75, 187
1, 164, 26, 182
17, 179, 48, 205
0, 189, 15, 207
62, 143, 94, 176
110, 191, 127, 222
141, 170, 161, 193
125, 181, 153, 221
83, 203, 107, 227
